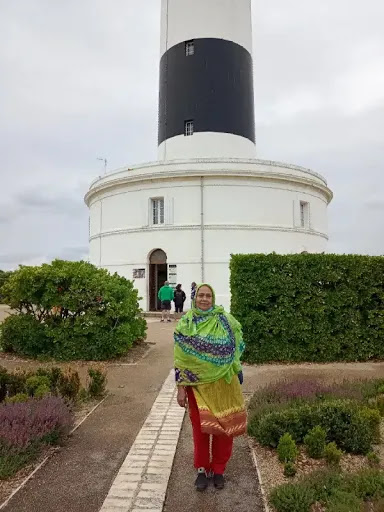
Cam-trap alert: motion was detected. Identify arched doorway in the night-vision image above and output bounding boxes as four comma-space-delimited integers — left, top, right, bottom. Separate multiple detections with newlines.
149, 249, 168, 311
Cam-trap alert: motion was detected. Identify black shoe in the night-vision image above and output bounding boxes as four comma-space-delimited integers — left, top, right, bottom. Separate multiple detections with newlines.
213, 473, 225, 490
195, 468, 209, 492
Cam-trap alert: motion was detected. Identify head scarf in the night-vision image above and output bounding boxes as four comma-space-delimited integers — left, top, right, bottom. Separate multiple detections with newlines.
174, 284, 245, 386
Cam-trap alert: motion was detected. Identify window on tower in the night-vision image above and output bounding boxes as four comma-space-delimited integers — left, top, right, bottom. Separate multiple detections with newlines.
185, 120, 194, 137
152, 198, 165, 225
185, 40, 195, 56
300, 201, 309, 228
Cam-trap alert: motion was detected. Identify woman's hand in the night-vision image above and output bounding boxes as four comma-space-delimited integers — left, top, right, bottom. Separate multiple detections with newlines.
177, 386, 187, 408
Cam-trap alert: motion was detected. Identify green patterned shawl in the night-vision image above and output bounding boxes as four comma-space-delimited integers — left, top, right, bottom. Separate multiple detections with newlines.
174, 284, 245, 386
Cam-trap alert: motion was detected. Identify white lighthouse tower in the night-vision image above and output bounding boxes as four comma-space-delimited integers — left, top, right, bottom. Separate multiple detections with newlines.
85, 0, 332, 311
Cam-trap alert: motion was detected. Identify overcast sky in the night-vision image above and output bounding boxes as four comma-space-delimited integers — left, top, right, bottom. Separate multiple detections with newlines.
0, 0, 383, 270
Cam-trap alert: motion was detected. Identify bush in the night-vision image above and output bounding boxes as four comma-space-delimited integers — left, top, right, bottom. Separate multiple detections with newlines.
5, 393, 29, 404
88, 368, 107, 398
0, 270, 12, 302
368, 451, 381, 466
304, 426, 326, 459
26, 376, 51, 396
250, 399, 379, 454
269, 482, 314, 512
0, 396, 73, 478
284, 462, 297, 477
324, 442, 343, 465
34, 385, 51, 399
278, 433, 298, 463
230, 253, 384, 363
326, 490, 361, 512
57, 369, 81, 400
0, 260, 147, 360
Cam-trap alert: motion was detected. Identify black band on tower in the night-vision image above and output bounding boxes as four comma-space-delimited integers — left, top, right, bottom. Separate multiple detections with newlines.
158, 38, 255, 146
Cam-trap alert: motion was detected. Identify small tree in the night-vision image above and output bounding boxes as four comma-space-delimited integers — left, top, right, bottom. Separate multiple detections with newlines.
0, 260, 146, 360
277, 433, 298, 463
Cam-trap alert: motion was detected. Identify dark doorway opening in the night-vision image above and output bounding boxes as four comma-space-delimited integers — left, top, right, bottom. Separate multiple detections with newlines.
149, 249, 168, 311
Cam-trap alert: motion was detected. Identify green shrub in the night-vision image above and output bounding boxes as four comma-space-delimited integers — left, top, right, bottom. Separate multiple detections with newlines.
374, 396, 384, 416
0, 260, 147, 361
324, 442, 343, 465
251, 399, 379, 454
6, 371, 29, 397
26, 376, 51, 396
269, 483, 314, 512
87, 368, 107, 398
34, 385, 51, 399
253, 404, 313, 446
304, 426, 326, 459
284, 462, 297, 477
326, 490, 361, 512
5, 393, 29, 404
278, 433, 298, 463
230, 253, 384, 363
271, 469, 384, 512
0, 446, 38, 479
308, 469, 344, 502
0, 315, 49, 357
344, 469, 384, 500
368, 451, 381, 466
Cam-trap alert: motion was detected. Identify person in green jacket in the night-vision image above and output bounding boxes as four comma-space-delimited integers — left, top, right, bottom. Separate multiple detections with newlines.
158, 281, 174, 322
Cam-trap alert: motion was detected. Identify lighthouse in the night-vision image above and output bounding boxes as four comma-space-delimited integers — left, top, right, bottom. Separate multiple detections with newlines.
158, 0, 255, 161
85, 0, 332, 311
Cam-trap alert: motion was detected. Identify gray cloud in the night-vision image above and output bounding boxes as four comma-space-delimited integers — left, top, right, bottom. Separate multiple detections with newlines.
0, 0, 383, 270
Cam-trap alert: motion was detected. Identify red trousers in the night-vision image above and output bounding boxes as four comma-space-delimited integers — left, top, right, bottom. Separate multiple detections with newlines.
186, 387, 233, 475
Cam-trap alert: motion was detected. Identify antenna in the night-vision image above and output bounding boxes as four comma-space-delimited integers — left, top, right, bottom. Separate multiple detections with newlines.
97, 157, 107, 174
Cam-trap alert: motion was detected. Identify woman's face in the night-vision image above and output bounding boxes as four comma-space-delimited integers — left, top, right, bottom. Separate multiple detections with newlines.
196, 285, 213, 311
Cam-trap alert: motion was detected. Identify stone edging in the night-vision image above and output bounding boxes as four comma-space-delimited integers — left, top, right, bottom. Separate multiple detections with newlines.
249, 439, 270, 512
99, 370, 185, 512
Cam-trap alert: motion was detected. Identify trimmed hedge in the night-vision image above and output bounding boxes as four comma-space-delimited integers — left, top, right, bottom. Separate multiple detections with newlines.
230, 253, 384, 363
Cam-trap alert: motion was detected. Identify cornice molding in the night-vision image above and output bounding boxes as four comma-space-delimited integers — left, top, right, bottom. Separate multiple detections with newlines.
85, 166, 333, 205
89, 223, 328, 241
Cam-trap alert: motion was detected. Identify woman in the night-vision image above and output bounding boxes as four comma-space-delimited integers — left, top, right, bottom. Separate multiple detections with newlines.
174, 284, 246, 491
173, 284, 186, 318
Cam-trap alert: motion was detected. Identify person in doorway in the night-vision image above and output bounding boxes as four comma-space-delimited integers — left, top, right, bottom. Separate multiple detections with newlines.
190, 282, 197, 309
158, 281, 174, 322
174, 284, 246, 491
173, 284, 186, 318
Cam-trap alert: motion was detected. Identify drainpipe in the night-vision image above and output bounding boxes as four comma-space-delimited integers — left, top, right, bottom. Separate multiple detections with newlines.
200, 177, 205, 282
99, 199, 103, 268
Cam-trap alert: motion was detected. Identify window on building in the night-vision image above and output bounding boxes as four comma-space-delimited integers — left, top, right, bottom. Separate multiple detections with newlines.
152, 198, 164, 225
300, 201, 309, 228
185, 40, 195, 56
185, 120, 194, 137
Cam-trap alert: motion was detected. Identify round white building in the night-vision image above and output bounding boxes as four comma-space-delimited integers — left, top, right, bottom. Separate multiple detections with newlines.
85, 0, 333, 311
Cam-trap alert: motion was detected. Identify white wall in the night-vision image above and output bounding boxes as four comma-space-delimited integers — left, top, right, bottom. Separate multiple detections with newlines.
87, 162, 330, 311
160, 0, 252, 55
158, 132, 256, 161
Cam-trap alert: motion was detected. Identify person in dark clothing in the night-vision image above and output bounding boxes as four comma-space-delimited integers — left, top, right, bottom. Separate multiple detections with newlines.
174, 284, 186, 318
191, 282, 197, 308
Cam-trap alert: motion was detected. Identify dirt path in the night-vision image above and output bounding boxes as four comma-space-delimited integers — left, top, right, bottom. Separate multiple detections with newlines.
2, 320, 175, 512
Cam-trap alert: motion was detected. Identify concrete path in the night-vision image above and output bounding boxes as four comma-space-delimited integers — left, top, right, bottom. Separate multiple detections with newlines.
164, 417, 264, 512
